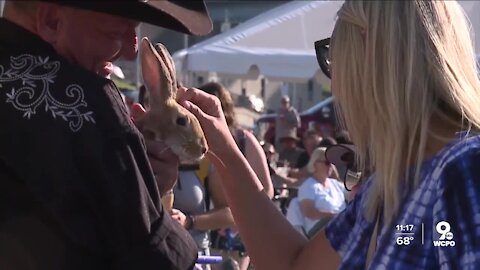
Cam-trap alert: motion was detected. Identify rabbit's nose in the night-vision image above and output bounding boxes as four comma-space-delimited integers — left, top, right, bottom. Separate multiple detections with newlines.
201, 147, 207, 154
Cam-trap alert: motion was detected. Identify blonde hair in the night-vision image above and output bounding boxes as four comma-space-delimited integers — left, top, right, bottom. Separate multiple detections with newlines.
331, 0, 480, 224
307, 147, 328, 174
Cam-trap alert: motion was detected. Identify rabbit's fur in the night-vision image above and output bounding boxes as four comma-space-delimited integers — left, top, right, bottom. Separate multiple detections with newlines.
138, 37, 208, 162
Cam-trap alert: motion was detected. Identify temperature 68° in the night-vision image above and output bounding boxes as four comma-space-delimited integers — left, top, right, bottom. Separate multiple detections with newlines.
396, 236, 414, 246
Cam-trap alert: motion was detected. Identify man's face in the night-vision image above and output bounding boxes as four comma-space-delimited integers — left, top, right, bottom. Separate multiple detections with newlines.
281, 138, 296, 149
304, 134, 321, 153
52, 7, 139, 77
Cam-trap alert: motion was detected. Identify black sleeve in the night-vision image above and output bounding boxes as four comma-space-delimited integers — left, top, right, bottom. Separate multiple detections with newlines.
107, 138, 199, 270
0, 160, 62, 270
0, 133, 198, 270
0, 117, 197, 270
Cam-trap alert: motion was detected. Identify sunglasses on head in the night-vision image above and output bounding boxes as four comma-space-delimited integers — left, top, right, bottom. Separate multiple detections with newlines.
314, 37, 331, 79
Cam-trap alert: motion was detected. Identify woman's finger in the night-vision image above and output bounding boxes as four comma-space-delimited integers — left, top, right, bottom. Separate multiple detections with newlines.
179, 88, 222, 117
182, 100, 212, 123
176, 86, 188, 101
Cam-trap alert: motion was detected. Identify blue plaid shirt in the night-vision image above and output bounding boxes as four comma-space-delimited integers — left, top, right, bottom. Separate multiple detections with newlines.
326, 133, 480, 269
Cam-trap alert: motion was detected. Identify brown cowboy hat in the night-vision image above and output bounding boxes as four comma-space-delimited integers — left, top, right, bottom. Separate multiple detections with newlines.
44, 1, 213, 36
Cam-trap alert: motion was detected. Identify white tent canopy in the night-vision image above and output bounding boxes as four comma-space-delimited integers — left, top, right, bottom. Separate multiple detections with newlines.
173, 0, 343, 82
174, 0, 480, 82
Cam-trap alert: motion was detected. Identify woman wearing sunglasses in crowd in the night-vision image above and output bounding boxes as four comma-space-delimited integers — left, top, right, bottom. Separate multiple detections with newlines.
180, 1, 480, 269
298, 147, 346, 236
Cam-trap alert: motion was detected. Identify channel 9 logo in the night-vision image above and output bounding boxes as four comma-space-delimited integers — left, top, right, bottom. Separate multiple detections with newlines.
433, 221, 455, 247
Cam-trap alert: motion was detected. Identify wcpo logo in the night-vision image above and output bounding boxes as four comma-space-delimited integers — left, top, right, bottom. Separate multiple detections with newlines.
433, 221, 455, 247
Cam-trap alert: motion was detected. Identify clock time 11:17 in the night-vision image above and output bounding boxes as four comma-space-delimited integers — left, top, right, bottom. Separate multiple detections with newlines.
396, 224, 414, 231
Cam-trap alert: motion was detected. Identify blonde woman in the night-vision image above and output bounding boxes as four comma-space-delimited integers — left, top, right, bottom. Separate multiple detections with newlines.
179, 1, 480, 269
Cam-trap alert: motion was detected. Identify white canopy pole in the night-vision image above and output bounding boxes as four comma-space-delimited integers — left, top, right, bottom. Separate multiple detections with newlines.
292, 82, 298, 110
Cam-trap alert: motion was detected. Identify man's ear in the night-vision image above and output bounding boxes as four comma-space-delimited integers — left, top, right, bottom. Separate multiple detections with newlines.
35, 3, 63, 44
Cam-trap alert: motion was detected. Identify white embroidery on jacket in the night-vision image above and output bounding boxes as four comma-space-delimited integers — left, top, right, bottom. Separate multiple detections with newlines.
0, 54, 95, 132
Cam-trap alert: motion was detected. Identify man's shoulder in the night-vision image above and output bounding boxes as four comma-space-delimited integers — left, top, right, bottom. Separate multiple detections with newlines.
0, 50, 106, 87
0, 50, 116, 133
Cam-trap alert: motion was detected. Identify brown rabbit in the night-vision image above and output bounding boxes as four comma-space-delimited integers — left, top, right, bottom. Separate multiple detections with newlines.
138, 37, 208, 162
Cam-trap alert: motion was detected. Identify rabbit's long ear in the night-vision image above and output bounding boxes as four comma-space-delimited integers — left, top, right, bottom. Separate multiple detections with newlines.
154, 43, 178, 99
140, 37, 174, 104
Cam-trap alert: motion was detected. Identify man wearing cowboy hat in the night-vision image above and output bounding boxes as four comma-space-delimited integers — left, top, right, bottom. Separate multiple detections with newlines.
0, 1, 212, 269
278, 131, 305, 171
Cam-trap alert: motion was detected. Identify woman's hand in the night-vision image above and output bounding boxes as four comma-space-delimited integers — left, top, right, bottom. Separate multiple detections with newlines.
177, 87, 239, 162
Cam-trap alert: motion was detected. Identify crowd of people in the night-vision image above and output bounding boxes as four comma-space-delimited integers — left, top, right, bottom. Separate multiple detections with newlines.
259, 101, 356, 238
2, 1, 480, 270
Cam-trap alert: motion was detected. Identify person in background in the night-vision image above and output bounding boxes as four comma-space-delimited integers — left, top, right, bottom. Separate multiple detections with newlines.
171, 82, 273, 270
317, 136, 337, 148
260, 141, 298, 214
335, 129, 352, 144
285, 196, 306, 236
278, 132, 305, 169
297, 129, 323, 169
298, 148, 346, 235
260, 141, 280, 183
289, 129, 323, 181
198, 82, 273, 199
172, 160, 230, 270
263, 122, 276, 146
275, 95, 300, 150
261, 141, 297, 187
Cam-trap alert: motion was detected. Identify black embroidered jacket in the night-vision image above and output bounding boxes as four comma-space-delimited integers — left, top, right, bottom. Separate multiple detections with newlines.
0, 19, 197, 270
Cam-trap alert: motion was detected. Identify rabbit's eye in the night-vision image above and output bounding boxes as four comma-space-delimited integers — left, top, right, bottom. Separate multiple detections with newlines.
176, 117, 187, 126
